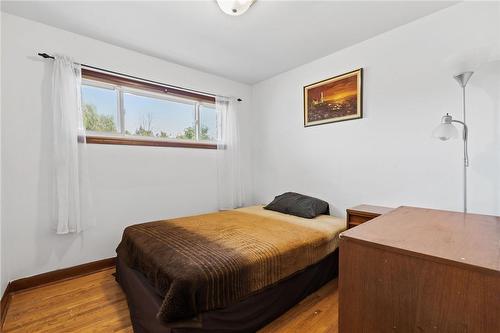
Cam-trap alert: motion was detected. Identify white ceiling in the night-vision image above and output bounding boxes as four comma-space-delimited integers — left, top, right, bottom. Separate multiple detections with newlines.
1, 1, 457, 84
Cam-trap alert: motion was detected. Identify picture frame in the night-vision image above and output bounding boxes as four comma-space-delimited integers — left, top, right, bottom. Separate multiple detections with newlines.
304, 68, 363, 127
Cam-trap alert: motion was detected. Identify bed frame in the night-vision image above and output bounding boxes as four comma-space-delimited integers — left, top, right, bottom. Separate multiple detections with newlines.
116, 249, 339, 333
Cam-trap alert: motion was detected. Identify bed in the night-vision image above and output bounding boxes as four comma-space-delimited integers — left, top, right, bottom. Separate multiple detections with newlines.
116, 205, 346, 333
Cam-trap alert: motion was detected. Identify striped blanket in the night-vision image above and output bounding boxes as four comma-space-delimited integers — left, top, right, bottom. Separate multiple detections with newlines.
116, 206, 345, 323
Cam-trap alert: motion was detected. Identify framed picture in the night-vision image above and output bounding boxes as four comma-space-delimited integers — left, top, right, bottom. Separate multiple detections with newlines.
304, 68, 363, 127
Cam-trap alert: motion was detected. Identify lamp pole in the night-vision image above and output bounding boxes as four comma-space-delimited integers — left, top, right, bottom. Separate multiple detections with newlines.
453, 72, 473, 213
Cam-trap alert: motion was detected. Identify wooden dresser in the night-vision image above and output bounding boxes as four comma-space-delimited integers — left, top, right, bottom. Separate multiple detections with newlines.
339, 206, 500, 332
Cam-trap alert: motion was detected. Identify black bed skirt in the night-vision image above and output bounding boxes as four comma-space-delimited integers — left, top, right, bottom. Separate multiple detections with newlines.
116, 249, 339, 333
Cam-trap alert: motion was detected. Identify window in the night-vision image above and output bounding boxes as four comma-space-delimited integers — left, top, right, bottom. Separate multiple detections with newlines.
81, 69, 217, 149
199, 104, 217, 141
82, 83, 119, 134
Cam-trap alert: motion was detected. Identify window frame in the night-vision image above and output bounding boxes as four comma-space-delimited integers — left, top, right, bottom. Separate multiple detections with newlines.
82, 69, 217, 149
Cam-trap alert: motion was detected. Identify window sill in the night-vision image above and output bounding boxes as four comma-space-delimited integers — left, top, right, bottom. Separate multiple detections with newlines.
86, 135, 217, 149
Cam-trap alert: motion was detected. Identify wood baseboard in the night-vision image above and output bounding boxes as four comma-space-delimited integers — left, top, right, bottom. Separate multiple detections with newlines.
9, 257, 116, 292
1, 282, 13, 329
1, 257, 116, 328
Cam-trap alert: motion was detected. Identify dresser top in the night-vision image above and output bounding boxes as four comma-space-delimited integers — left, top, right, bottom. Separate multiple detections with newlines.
340, 206, 500, 273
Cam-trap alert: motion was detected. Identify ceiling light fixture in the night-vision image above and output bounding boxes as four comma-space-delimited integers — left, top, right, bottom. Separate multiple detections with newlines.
216, 0, 256, 16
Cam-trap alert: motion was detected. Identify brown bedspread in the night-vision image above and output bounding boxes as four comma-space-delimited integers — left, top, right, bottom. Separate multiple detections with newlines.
116, 206, 345, 323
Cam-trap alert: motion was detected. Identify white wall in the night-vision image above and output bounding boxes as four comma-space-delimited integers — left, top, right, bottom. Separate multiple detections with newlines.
0, 12, 3, 295
0, 12, 252, 290
251, 2, 500, 217
2, 1, 500, 295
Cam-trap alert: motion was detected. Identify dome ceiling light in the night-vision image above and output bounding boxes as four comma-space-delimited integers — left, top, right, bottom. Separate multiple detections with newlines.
216, 0, 256, 16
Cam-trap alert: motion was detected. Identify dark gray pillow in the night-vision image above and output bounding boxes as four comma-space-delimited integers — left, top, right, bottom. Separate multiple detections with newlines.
264, 192, 330, 219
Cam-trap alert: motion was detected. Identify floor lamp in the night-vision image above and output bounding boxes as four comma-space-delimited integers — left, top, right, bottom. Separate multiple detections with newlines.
432, 71, 473, 213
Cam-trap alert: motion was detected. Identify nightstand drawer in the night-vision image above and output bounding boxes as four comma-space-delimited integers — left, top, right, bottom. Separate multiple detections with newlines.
348, 214, 372, 225
346, 204, 393, 229
347, 215, 373, 229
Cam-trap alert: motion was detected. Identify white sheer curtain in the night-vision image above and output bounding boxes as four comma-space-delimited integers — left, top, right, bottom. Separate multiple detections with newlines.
52, 55, 94, 234
216, 96, 243, 210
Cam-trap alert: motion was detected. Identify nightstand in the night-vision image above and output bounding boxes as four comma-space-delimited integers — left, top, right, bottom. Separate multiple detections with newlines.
346, 204, 393, 229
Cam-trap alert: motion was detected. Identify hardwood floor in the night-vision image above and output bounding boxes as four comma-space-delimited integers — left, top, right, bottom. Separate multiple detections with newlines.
259, 279, 339, 333
3, 268, 339, 333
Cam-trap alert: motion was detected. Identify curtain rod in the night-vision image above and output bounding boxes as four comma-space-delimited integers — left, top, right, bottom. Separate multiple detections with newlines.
37, 53, 242, 102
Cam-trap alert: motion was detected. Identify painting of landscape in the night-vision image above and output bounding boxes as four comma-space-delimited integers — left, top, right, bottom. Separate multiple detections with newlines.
304, 69, 362, 126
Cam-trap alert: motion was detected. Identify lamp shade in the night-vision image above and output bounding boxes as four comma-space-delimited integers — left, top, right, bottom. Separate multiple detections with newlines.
216, 0, 255, 16
432, 123, 458, 141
